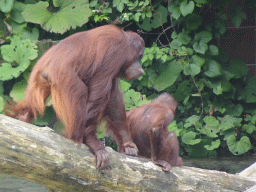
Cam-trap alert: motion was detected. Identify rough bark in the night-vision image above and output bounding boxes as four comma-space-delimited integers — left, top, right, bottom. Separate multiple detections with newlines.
0, 114, 256, 192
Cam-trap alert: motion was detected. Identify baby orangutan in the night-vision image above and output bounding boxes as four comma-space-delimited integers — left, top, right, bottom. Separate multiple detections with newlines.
126, 93, 183, 171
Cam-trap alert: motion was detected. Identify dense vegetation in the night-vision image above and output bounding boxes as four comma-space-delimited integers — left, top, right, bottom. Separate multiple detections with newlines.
0, 0, 255, 158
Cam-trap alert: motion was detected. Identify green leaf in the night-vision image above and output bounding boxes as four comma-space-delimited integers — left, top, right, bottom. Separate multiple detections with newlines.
184, 115, 200, 128
212, 83, 222, 95
122, 0, 129, 3
168, 4, 181, 20
21, 27, 39, 41
134, 12, 141, 22
186, 13, 202, 30
10, 79, 27, 102
167, 121, 181, 136
149, 60, 182, 91
226, 59, 247, 78
218, 115, 237, 131
10, 2, 26, 23
124, 89, 150, 110
180, 0, 194, 16
0, 36, 38, 80
117, 1, 124, 12
227, 136, 252, 155
187, 48, 194, 55
171, 31, 178, 39
182, 131, 201, 145
191, 55, 205, 67
119, 79, 131, 92
89, 0, 98, 7
177, 33, 192, 45
173, 80, 193, 102
202, 116, 220, 137
232, 11, 246, 28
22, 0, 92, 34
171, 39, 182, 49
0, 0, 14, 12
161, 55, 167, 62
193, 41, 208, 54
5, 20, 27, 34
221, 70, 235, 81
204, 59, 222, 77
204, 140, 220, 150
240, 76, 256, 103
183, 64, 201, 76
208, 45, 219, 55
194, 31, 212, 43
242, 123, 256, 134
225, 103, 243, 117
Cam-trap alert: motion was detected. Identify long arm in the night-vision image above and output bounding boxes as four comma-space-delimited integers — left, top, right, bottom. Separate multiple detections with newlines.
150, 127, 172, 171
104, 79, 138, 156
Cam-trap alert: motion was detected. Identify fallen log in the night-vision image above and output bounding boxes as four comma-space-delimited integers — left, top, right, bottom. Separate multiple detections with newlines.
0, 114, 256, 192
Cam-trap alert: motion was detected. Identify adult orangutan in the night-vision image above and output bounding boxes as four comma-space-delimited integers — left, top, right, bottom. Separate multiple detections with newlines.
126, 93, 183, 171
6, 25, 145, 169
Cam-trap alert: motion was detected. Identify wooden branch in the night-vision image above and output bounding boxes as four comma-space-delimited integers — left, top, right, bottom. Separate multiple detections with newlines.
0, 114, 256, 192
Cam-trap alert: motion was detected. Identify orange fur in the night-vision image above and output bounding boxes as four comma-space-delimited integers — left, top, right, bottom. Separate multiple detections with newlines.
126, 93, 183, 171
6, 25, 145, 168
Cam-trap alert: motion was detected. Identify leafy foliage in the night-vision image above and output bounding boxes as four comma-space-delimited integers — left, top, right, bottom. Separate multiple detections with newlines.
0, 0, 14, 13
22, 0, 92, 34
0, 36, 38, 80
0, 0, 255, 159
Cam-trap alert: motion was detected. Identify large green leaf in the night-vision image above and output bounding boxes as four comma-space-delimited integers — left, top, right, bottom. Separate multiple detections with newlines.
119, 79, 131, 92
193, 41, 208, 54
239, 76, 256, 103
227, 136, 252, 155
168, 3, 181, 20
180, 0, 194, 16
170, 39, 182, 49
173, 80, 193, 102
231, 8, 246, 28
183, 63, 201, 76
204, 140, 220, 150
224, 103, 243, 117
185, 13, 202, 30
149, 60, 182, 91
226, 59, 247, 79
0, 36, 38, 81
0, 0, 14, 13
177, 32, 192, 45
207, 45, 219, 55
218, 115, 237, 131
182, 131, 201, 145
10, 2, 26, 23
22, 0, 92, 34
184, 115, 200, 128
194, 31, 212, 43
242, 123, 256, 134
204, 59, 222, 77
201, 116, 220, 137
191, 55, 206, 67
123, 89, 150, 110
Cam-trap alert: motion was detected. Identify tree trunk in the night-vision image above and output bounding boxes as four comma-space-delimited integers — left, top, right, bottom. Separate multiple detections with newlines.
0, 114, 255, 192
